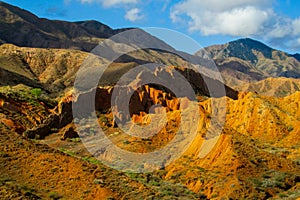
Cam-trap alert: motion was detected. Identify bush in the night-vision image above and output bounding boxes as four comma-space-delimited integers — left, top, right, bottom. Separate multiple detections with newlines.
48, 191, 61, 199
279, 193, 288, 198
287, 126, 294, 132
30, 88, 42, 98
149, 181, 160, 186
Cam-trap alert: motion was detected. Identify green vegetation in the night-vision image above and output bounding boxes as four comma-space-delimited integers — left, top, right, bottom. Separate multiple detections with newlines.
30, 88, 42, 98
58, 148, 77, 157
50, 128, 58, 132
287, 125, 294, 132
248, 169, 299, 198
250, 178, 263, 187
0, 86, 56, 108
82, 156, 101, 165
123, 171, 206, 198
149, 180, 160, 186
279, 193, 288, 198
48, 191, 61, 199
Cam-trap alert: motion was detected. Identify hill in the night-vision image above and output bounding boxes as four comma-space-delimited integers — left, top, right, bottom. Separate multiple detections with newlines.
0, 43, 238, 99
2, 1, 300, 97
234, 77, 300, 97
0, 2, 299, 199
164, 92, 300, 198
0, 1, 172, 52
203, 38, 300, 87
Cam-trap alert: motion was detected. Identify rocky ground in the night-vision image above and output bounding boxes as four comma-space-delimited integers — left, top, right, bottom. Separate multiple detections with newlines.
0, 35, 299, 200
1, 81, 299, 199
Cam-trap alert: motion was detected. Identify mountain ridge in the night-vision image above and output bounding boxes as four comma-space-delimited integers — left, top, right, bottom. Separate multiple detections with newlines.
1, 1, 300, 91
0, 2, 300, 199
203, 38, 300, 87
205, 38, 299, 61
0, 1, 168, 52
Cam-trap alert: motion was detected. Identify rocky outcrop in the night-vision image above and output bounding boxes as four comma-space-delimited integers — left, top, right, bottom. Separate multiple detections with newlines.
23, 94, 73, 139
60, 124, 79, 140
0, 44, 88, 94
226, 91, 300, 145
234, 77, 300, 97
22, 82, 194, 138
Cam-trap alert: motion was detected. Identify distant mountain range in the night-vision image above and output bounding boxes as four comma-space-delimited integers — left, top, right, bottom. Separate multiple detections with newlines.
203, 38, 300, 87
1, 1, 300, 97
0, 1, 120, 51
0, 1, 173, 52
0, 1, 239, 99
233, 77, 300, 97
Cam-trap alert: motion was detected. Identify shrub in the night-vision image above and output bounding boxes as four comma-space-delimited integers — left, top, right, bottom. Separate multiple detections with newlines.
30, 88, 42, 98
48, 191, 61, 199
287, 126, 294, 132
149, 181, 160, 186
279, 193, 288, 198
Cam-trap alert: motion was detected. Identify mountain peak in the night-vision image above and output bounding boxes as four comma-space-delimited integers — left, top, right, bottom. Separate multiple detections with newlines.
292, 53, 300, 62
226, 38, 273, 63
75, 20, 112, 30
229, 38, 273, 52
203, 37, 300, 87
204, 38, 275, 64
0, 1, 39, 23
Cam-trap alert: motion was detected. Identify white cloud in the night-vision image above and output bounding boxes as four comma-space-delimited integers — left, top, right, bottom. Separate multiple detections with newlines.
125, 8, 143, 22
170, 0, 300, 50
161, 0, 171, 12
171, 0, 273, 37
292, 18, 300, 35
266, 17, 293, 38
172, 0, 272, 13
188, 6, 270, 36
78, 0, 138, 7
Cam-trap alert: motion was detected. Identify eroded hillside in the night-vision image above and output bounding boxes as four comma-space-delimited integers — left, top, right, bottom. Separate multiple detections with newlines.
0, 4, 300, 198
1, 76, 299, 199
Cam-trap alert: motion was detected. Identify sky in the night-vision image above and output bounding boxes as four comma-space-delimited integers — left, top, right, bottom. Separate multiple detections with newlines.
2, 0, 300, 54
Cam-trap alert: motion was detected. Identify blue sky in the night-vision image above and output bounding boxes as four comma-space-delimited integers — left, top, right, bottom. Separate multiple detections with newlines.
2, 0, 300, 54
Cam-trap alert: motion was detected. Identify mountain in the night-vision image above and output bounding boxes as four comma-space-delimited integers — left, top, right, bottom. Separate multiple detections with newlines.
0, 4, 97, 50
0, 44, 238, 100
0, 1, 123, 51
0, 1, 240, 100
203, 38, 300, 87
292, 53, 300, 62
2, 1, 300, 96
0, 2, 300, 199
234, 77, 300, 97
205, 38, 274, 64
1, 0, 300, 90
0, 1, 173, 52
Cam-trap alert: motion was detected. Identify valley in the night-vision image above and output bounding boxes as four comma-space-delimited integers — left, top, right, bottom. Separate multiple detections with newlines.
0, 1, 300, 199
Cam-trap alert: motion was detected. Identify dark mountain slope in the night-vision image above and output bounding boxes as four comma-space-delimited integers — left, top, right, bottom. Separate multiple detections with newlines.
0, 1, 115, 51
0, 1, 177, 53
203, 38, 300, 87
